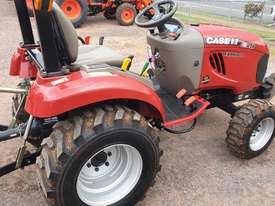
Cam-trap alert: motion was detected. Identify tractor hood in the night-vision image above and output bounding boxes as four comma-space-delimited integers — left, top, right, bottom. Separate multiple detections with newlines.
193, 24, 269, 54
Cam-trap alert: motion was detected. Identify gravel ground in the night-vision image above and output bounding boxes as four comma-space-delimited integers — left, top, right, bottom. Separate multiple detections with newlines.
1, 0, 275, 206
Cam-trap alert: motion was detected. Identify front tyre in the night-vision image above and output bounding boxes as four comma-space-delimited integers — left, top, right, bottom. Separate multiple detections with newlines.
226, 99, 275, 159
36, 105, 161, 206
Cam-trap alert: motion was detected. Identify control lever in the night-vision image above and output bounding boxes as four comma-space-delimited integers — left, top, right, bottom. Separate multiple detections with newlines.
99, 36, 105, 45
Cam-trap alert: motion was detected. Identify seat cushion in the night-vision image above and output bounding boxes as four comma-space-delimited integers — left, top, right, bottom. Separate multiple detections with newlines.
73, 45, 124, 68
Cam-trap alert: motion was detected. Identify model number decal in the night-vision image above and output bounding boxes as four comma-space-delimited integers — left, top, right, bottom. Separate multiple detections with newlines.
224, 52, 243, 57
206, 37, 240, 45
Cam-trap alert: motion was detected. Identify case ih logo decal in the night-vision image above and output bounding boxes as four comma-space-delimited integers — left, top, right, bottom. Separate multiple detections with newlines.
206, 37, 240, 45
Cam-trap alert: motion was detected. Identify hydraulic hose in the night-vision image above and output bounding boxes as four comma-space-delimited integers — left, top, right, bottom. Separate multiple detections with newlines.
163, 119, 197, 134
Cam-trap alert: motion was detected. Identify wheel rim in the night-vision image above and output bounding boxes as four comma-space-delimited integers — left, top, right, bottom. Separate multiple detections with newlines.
249, 117, 275, 151
76, 144, 143, 206
121, 8, 135, 23
61, 0, 82, 20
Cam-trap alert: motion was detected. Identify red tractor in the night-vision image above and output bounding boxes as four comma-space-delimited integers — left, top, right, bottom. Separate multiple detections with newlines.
1, 0, 275, 205
26, 0, 153, 27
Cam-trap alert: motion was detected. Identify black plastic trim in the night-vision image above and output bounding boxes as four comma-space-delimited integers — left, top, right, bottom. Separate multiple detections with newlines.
256, 54, 269, 83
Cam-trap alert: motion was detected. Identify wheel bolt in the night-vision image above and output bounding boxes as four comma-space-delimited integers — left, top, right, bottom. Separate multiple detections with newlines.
95, 167, 99, 172
105, 162, 110, 167
107, 152, 112, 157
86, 163, 91, 168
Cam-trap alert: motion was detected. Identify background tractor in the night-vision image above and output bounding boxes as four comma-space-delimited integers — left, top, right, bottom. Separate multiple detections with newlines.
26, 0, 153, 27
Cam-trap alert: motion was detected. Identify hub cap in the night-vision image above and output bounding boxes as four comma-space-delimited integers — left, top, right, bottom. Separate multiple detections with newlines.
76, 144, 143, 206
121, 9, 135, 23
61, 0, 82, 20
249, 117, 275, 151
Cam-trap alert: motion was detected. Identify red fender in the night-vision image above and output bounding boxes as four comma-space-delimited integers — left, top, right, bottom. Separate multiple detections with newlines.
25, 70, 166, 120
9, 47, 37, 78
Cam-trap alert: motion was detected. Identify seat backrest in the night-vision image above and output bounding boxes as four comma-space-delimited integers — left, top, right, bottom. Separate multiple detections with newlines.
52, 3, 78, 65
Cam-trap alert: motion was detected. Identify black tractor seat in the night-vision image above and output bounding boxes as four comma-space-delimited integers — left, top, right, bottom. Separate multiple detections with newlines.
51, 2, 124, 69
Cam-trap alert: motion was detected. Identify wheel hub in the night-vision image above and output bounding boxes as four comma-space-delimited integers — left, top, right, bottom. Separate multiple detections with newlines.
66, 6, 72, 12
91, 151, 108, 168
61, 0, 82, 20
121, 9, 134, 22
76, 144, 143, 206
249, 117, 275, 151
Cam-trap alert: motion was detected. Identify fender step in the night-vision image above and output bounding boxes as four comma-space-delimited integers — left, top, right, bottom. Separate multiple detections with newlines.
156, 88, 210, 128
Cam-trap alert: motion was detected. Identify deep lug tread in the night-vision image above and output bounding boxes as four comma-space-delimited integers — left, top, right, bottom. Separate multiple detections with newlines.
72, 116, 83, 140
37, 105, 161, 205
226, 99, 275, 159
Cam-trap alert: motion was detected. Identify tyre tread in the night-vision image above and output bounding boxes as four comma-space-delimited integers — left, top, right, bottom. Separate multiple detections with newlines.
37, 105, 161, 205
226, 99, 273, 159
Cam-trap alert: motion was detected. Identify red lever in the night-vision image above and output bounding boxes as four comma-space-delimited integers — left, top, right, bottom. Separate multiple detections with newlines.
85, 36, 91, 45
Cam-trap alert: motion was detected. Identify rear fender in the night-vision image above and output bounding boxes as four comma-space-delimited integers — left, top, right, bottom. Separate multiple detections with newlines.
25, 70, 166, 120
9, 47, 37, 78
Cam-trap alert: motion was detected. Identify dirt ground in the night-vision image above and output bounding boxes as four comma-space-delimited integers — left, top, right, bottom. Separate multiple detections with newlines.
1, 0, 275, 206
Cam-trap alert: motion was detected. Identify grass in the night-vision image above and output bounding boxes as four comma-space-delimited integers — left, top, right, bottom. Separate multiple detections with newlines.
175, 11, 275, 41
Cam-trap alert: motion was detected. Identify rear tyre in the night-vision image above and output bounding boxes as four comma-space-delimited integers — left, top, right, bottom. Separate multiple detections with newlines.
226, 99, 275, 159
104, 7, 116, 20
36, 105, 161, 206
57, 0, 89, 28
116, 3, 137, 26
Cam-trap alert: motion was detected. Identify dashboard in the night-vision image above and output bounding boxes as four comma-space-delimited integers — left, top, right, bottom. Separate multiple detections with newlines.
165, 22, 181, 33
151, 18, 184, 40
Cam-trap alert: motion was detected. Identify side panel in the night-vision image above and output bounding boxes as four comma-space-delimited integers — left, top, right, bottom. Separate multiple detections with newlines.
194, 24, 269, 94
198, 46, 262, 94
25, 70, 166, 120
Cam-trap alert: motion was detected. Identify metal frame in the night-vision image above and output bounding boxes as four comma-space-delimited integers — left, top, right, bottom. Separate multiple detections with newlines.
0, 87, 31, 176
14, 0, 35, 45
0, 88, 27, 94
0, 87, 27, 128
34, 6, 62, 73
0, 0, 67, 173
14, 0, 62, 73
0, 150, 41, 177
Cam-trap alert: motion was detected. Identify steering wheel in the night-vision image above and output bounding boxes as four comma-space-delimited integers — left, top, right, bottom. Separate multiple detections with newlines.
135, 0, 177, 29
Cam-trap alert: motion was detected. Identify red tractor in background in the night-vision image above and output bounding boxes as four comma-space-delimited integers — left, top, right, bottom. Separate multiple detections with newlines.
26, 0, 153, 27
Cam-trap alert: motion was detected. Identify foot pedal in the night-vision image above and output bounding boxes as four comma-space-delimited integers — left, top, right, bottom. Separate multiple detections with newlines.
176, 88, 187, 99
185, 96, 197, 106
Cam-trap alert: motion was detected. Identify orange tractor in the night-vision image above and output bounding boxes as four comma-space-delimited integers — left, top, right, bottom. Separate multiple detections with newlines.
26, 0, 153, 27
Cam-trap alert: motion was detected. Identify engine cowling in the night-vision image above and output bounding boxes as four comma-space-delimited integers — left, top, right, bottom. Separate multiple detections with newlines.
194, 24, 269, 94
